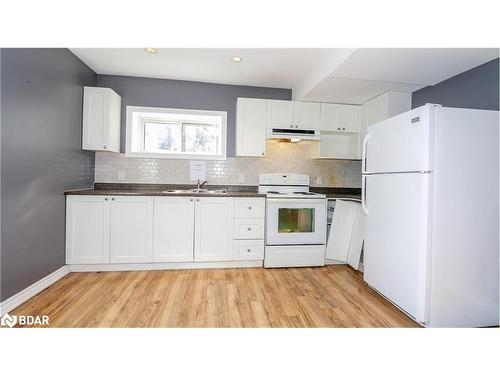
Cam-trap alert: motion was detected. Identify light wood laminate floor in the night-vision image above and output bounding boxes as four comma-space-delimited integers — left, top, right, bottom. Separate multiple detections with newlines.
11, 265, 418, 327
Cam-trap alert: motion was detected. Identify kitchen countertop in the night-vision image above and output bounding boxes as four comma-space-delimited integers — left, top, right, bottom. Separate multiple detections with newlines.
65, 183, 266, 198
65, 183, 361, 200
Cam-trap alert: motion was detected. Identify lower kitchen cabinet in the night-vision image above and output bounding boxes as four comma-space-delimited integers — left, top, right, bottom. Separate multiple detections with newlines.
109, 196, 153, 263
153, 197, 195, 262
66, 195, 110, 264
66, 195, 264, 267
194, 197, 234, 262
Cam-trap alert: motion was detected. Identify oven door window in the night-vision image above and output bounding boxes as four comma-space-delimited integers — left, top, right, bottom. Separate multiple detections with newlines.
278, 208, 315, 233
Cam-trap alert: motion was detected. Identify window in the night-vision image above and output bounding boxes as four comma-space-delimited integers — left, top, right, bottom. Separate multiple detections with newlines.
126, 106, 227, 159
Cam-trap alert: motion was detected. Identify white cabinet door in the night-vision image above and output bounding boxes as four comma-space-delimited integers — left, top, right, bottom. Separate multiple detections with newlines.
66, 196, 110, 264
153, 197, 195, 262
236, 98, 267, 157
266, 99, 294, 129
320, 103, 361, 132
82, 87, 121, 152
325, 200, 358, 262
293, 101, 320, 130
110, 196, 153, 263
341, 105, 361, 133
194, 197, 234, 261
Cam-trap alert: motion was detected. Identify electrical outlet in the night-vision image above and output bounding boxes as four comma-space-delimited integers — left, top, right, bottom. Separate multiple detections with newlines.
316, 176, 323, 185
238, 174, 245, 183
118, 171, 125, 181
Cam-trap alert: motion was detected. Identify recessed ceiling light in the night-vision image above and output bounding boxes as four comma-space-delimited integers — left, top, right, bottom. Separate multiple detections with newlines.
231, 56, 242, 63
145, 48, 158, 54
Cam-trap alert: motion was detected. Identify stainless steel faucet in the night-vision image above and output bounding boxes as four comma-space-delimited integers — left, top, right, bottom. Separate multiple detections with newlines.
197, 179, 208, 190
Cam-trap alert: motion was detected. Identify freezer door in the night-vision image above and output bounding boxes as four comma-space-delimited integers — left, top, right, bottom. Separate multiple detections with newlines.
363, 104, 434, 174
363, 172, 430, 323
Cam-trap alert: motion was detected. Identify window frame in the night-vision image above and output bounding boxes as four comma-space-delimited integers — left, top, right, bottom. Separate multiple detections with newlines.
126, 105, 227, 160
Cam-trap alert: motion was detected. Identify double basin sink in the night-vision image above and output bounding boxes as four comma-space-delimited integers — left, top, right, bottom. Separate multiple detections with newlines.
162, 188, 228, 194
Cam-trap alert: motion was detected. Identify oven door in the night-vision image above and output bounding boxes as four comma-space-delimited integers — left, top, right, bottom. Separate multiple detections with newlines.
266, 198, 327, 245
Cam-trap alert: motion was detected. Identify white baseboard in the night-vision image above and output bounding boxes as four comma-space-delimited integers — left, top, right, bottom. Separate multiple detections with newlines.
0, 265, 70, 315
68, 260, 263, 272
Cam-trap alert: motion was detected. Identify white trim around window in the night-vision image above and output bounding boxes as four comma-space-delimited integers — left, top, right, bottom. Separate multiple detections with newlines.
125, 105, 227, 160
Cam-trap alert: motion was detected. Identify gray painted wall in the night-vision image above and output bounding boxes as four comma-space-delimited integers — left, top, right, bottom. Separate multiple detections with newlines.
1, 49, 96, 302
412, 58, 499, 110
96, 75, 292, 156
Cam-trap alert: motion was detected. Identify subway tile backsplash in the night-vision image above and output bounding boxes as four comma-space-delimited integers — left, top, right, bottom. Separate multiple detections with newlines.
95, 141, 362, 187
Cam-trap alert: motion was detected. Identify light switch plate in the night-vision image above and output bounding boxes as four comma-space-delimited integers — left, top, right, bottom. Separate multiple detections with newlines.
238, 174, 245, 183
118, 171, 125, 181
316, 176, 323, 185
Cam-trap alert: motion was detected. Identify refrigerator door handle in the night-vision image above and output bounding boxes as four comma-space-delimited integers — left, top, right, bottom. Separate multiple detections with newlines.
361, 175, 369, 215
362, 134, 371, 173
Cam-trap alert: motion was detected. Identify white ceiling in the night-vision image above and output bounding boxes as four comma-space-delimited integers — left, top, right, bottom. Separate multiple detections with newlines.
70, 48, 341, 89
71, 48, 499, 104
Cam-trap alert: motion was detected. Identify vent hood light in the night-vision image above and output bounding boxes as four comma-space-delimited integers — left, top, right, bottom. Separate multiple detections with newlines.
290, 138, 302, 143
145, 48, 158, 54
231, 56, 242, 63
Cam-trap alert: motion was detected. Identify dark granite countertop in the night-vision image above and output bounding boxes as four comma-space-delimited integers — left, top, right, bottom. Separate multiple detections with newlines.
65, 183, 361, 200
65, 183, 266, 198
310, 187, 361, 201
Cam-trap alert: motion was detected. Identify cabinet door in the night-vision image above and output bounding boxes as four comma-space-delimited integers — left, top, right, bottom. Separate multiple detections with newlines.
82, 87, 106, 151
341, 105, 361, 133
236, 98, 267, 157
66, 196, 110, 264
110, 196, 153, 263
266, 100, 294, 129
325, 200, 358, 262
320, 103, 342, 132
293, 101, 320, 130
194, 197, 234, 261
82, 87, 120, 152
153, 197, 195, 262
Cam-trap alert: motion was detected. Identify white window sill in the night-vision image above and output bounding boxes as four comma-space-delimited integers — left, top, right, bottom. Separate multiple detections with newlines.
124, 152, 227, 161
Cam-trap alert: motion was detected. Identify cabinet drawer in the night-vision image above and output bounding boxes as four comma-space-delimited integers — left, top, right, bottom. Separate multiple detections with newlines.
233, 218, 264, 239
233, 240, 264, 260
234, 198, 265, 218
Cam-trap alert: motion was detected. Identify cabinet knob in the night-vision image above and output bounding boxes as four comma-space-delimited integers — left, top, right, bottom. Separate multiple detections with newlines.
190, 198, 193, 202
247, 227, 252, 231
295, 125, 298, 128
248, 206, 252, 210
261, 152, 265, 156
342, 127, 345, 131
103, 145, 107, 149
196, 199, 200, 202
337, 127, 340, 130
112, 197, 116, 201
290, 125, 293, 128
247, 249, 251, 252
104, 197, 109, 201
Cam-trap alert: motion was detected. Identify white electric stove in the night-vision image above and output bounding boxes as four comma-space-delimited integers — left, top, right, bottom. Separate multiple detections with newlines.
259, 174, 327, 268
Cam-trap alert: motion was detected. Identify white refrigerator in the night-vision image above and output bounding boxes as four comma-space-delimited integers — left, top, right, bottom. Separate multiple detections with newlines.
362, 103, 499, 327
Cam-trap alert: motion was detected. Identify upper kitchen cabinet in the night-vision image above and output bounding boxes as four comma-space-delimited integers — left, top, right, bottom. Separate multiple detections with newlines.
266, 99, 320, 130
266, 99, 294, 129
82, 86, 121, 153
320, 103, 361, 133
236, 98, 267, 157
358, 91, 411, 158
293, 101, 321, 130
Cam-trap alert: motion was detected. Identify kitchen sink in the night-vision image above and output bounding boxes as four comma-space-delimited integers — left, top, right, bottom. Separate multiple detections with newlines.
162, 189, 228, 194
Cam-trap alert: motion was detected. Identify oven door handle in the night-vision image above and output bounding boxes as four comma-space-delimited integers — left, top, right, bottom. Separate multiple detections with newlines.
266, 198, 327, 204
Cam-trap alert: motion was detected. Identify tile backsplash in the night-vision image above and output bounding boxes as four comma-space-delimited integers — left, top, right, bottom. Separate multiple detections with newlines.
95, 141, 362, 187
